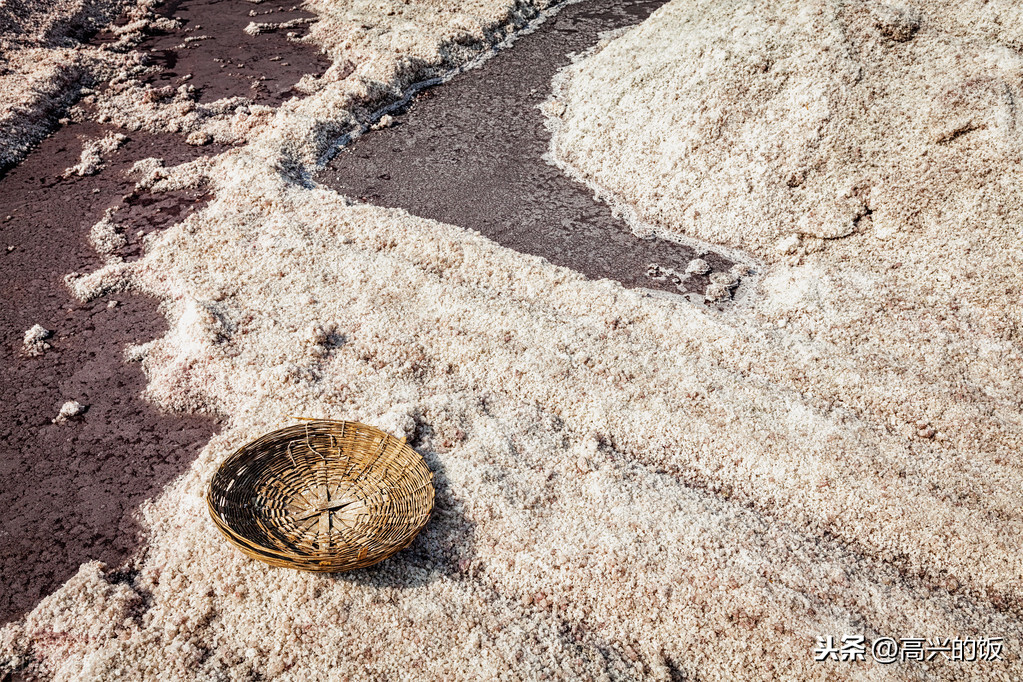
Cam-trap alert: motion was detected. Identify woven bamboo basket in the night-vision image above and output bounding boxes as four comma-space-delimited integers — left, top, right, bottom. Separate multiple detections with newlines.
207, 420, 434, 572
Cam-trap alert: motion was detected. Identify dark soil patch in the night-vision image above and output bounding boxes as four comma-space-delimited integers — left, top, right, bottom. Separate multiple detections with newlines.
134, 0, 332, 104
319, 0, 739, 301
0, 0, 335, 627
0, 121, 224, 625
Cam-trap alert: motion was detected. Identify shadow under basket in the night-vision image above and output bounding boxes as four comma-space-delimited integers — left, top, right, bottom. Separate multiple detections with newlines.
207, 420, 434, 572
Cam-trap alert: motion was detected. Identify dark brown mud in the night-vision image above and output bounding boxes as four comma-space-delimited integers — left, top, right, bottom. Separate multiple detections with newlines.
134, 0, 331, 105
0, 0, 330, 628
319, 0, 741, 300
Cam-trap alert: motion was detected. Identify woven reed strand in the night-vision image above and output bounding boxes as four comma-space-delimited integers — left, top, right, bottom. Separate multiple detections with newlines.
207, 420, 434, 572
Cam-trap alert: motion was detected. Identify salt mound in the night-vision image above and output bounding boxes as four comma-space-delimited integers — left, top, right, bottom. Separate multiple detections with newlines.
53, 399, 86, 423
63, 132, 127, 177
21, 324, 51, 356
547, 0, 1023, 252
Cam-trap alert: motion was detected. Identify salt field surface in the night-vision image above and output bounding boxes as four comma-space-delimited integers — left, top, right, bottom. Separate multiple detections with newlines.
2, 0, 1023, 680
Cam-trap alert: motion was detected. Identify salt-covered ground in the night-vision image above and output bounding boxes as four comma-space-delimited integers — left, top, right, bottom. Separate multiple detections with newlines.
0, 0, 152, 171
3, 0, 1023, 680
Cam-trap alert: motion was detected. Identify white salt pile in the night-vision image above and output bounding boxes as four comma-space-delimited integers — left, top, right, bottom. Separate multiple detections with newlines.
89, 213, 128, 259
546, 0, 1023, 250
2, 0, 1022, 680
21, 324, 52, 356
63, 132, 128, 177
53, 400, 86, 424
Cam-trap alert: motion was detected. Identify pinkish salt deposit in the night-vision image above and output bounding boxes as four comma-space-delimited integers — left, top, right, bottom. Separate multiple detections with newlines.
2, 0, 1022, 680
0, 0, 168, 170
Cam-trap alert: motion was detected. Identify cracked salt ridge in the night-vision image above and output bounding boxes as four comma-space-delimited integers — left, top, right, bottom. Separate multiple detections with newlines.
316, 0, 758, 308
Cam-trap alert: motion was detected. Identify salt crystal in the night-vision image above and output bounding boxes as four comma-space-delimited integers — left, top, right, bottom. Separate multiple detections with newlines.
53, 400, 86, 423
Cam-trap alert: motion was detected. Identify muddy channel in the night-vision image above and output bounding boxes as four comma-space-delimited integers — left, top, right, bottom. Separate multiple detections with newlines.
319, 0, 747, 303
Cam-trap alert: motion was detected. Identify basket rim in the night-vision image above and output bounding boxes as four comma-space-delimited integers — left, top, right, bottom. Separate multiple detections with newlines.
206, 419, 434, 569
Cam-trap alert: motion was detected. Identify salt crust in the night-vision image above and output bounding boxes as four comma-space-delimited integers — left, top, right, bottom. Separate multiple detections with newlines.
0, 0, 167, 170
3, 0, 1023, 680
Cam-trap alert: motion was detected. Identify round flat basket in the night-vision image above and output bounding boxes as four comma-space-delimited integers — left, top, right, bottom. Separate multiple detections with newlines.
207, 420, 434, 572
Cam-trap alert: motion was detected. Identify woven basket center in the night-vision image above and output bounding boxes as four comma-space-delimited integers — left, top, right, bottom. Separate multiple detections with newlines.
208, 421, 434, 571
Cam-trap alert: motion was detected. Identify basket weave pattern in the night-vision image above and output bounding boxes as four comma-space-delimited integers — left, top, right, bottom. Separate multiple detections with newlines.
207, 420, 434, 571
